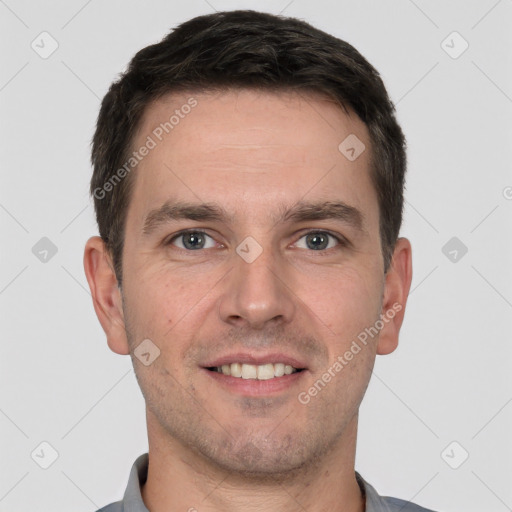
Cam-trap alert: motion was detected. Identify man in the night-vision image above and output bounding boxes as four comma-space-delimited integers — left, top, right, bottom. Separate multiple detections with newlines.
84, 9, 434, 512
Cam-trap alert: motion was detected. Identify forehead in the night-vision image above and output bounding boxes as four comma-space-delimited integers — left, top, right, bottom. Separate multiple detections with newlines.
137, 88, 367, 157
127, 88, 377, 231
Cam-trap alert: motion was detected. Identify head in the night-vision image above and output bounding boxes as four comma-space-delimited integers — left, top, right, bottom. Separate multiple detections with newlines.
85, 10, 412, 478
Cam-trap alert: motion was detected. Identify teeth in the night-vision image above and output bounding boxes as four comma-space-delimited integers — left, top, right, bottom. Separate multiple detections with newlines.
214, 362, 300, 380
230, 363, 242, 377
257, 363, 275, 380
241, 364, 257, 379
274, 363, 285, 377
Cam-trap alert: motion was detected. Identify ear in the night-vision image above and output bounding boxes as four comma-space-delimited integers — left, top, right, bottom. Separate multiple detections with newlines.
83, 236, 130, 355
376, 237, 413, 355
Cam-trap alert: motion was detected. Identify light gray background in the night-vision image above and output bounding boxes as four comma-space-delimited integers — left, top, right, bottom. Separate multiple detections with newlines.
1, 1, 511, 511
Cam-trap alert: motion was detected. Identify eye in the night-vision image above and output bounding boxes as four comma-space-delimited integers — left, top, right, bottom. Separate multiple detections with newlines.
167, 230, 217, 250
165, 229, 345, 253
294, 231, 343, 251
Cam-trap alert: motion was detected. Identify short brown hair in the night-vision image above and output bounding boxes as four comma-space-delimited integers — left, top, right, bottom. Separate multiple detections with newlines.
91, 10, 406, 285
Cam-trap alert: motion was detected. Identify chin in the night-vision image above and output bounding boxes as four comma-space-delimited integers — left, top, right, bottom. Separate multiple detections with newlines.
198, 431, 334, 482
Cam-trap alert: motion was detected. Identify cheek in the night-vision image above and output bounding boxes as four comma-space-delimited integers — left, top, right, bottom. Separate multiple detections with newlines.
122, 263, 219, 358
299, 264, 382, 338
121, 266, 176, 349
124, 256, 187, 319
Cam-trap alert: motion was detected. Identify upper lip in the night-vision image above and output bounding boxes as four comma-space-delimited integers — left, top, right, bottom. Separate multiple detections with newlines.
202, 352, 307, 369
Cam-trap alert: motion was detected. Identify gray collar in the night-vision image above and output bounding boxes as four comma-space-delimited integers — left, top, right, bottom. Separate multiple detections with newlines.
117, 453, 433, 512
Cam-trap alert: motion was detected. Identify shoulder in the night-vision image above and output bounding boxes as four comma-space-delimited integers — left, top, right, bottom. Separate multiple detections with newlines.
379, 496, 438, 511
356, 472, 438, 512
94, 501, 123, 512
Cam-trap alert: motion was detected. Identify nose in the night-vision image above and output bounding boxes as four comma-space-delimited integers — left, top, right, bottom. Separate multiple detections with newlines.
217, 241, 296, 330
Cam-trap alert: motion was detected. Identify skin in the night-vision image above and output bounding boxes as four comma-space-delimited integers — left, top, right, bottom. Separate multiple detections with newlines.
84, 89, 412, 512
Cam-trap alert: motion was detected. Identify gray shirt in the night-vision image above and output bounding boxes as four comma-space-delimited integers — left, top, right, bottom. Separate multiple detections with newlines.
96, 453, 437, 512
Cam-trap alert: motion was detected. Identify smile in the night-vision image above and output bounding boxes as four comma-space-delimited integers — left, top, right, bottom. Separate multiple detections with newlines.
208, 362, 302, 380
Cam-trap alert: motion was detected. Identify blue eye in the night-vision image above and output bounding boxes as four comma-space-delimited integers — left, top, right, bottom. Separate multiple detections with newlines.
166, 229, 345, 253
168, 230, 216, 250
295, 231, 342, 251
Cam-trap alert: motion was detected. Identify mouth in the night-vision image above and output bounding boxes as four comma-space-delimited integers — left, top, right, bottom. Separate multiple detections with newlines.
206, 362, 304, 380
201, 354, 308, 396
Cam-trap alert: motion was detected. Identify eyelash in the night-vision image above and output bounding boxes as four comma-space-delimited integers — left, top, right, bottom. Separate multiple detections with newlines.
165, 229, 348, 254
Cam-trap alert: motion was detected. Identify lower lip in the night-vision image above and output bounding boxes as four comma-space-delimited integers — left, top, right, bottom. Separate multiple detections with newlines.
202, 368, 307, 396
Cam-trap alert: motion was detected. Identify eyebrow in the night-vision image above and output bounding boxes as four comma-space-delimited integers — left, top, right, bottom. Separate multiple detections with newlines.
142, 199, 365, 236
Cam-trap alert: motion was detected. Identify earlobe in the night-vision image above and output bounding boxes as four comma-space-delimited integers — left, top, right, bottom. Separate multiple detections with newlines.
83, 236, 130, 355
376, 237, 413, 355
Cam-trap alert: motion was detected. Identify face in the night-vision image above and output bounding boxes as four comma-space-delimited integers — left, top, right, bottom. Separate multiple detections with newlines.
91, 89, 409, 477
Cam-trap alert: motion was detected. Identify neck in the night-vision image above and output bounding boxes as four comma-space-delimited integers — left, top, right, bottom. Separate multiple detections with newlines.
141, 412, 365, 512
